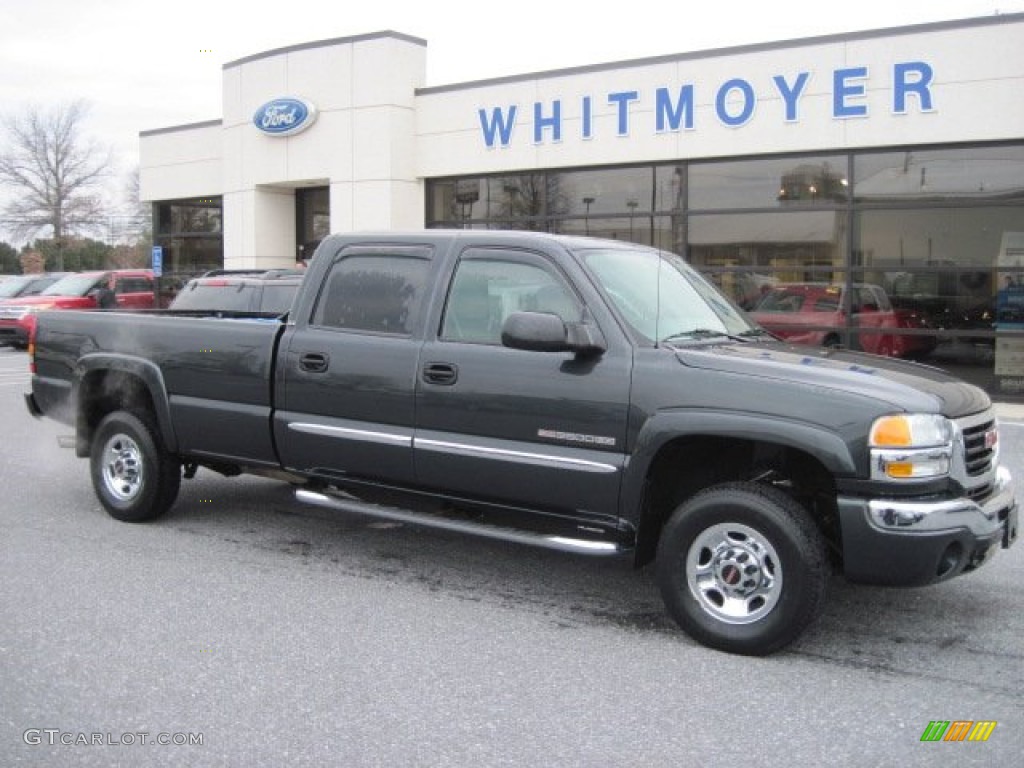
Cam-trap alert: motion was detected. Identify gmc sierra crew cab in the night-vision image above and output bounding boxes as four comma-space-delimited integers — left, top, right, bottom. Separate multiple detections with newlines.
25, 231, 1019, 655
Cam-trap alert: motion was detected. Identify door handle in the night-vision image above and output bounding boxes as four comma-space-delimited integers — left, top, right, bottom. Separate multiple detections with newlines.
422, 362, 458, 385
299, 352, 329, 373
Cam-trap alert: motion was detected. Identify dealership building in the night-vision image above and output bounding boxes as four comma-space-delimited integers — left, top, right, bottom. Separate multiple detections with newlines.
139, 14, 1024, 393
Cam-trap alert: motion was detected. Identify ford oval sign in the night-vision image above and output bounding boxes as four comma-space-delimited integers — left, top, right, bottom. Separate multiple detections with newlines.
252, 98, 318, 137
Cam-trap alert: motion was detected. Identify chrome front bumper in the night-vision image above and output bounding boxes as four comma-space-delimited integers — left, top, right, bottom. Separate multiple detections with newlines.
837, 465, 1018, 586
867, 465, 1016, 540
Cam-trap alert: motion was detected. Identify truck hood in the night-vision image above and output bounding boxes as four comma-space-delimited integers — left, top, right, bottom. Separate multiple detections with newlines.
675, 340, 990, 419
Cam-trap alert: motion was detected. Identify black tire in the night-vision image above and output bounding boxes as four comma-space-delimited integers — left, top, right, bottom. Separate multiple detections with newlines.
90, 411, 181, 522
656, 481, 827, 656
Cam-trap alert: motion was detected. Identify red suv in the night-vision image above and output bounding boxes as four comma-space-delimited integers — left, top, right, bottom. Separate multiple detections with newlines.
0, 269, 156, 348
749, 282, 936, 358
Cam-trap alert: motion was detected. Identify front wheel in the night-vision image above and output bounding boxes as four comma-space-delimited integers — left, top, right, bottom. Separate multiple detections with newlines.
656, 482, 828, 655
90, 411, 181, 522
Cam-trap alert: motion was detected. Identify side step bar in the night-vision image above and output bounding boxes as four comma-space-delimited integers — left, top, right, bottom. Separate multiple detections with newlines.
295, 488, 630, 557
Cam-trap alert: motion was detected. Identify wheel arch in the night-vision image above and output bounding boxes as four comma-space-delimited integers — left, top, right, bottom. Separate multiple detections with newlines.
73, 354, 178, 458
624, 412, 852, 567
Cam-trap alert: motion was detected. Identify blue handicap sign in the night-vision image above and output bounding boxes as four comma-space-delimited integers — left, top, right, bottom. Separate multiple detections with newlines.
151, 246, 163, 277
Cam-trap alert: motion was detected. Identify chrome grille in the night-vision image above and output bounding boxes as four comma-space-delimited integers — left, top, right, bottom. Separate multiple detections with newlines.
966, 482, 994, 503
960, 417, 996, 478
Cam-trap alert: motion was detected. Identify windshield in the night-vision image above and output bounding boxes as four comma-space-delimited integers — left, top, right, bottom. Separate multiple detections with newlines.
41, 273, 104, 297
579, 247, 754, 343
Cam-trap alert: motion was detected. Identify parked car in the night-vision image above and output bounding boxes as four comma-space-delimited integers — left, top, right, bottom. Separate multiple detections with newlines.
0, 269, 155, 348
169, 269, 304, 315
25, 231, 1017, 656
749, 282, 937, 358
0, 272, 71, 301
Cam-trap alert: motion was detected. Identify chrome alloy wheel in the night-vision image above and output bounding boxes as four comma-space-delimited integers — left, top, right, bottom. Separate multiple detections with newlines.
100, 433, 144, 502
686, 522, 783, 625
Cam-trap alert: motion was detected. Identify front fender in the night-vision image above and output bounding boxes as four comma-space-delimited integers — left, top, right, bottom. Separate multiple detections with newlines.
619, 408, 858, 523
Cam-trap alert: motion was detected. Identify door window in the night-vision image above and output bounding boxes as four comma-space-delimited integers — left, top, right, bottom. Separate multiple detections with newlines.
312, 254, 430, 335
441, 258, 580, 344
116, 277, 153, 294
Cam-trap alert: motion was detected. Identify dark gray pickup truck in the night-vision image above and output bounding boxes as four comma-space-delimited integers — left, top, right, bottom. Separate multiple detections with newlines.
26, 231, 1019, 655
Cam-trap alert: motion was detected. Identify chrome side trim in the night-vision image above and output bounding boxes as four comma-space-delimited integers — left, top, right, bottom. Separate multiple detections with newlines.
295, 489, 627, 556
415, 437, 619, 474
287, 422, 412, 446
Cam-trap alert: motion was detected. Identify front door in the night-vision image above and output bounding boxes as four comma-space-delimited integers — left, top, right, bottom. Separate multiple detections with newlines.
414, 247, 632, 524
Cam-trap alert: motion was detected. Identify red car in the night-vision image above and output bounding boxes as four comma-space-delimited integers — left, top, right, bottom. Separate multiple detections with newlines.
749, 282, 936, 358
0, 269, 156, 348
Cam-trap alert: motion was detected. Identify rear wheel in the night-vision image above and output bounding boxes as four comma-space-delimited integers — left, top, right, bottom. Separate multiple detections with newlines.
90, 411, 181, 522
656, 481, 828, 655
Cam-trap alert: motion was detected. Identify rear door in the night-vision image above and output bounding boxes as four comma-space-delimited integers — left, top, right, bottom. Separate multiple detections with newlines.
273, 245, 434, 486
414, 245, 632, 522
114, 275, 156, 309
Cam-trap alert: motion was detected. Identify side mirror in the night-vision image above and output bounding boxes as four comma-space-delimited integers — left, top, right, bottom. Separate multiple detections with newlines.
501, 311, 606, 356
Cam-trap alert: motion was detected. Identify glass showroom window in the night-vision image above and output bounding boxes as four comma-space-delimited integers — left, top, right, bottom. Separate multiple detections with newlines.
689, 155, 849, 210
153, 197, 223, 273
854, 205, 1024, 388
687, 210, 849, 310
428, 176, 552, 229
853, 145, 1024, 393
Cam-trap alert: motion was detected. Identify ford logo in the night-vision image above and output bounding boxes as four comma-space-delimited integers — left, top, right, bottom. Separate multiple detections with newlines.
252, 98, 318, 137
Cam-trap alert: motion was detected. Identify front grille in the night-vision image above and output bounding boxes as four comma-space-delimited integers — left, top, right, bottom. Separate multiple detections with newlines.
961, 418, 996, 477
966, 482, 994, 503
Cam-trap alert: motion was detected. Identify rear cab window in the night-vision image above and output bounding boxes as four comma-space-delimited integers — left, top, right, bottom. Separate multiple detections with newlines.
172, 283, 258, 312
310, 246, 433, 335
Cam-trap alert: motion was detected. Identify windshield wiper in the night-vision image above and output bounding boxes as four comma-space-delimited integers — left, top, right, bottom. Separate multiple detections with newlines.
659, 328, 753, 345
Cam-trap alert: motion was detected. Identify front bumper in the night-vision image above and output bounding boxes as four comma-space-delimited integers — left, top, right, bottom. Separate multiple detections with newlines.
838, 465, 1018, 586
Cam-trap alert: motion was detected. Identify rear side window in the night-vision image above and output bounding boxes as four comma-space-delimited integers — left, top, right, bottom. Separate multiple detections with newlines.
312, 252, 431, 334
116, 277, 153, 294
24, 277, 57, 295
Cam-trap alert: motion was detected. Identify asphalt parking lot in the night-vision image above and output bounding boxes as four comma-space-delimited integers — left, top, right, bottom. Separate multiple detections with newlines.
1, 345, 1022, 767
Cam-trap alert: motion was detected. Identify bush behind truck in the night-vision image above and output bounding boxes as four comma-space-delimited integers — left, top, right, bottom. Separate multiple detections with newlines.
25, 231, 1019, 655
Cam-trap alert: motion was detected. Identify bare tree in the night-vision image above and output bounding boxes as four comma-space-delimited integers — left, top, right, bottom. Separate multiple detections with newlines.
0, 101, 112, 269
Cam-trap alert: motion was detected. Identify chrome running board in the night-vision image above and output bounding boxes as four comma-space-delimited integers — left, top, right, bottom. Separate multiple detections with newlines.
295, 488, 629, 556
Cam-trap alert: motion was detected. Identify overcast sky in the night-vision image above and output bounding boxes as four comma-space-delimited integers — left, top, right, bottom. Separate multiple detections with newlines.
0, 0, 1021, 212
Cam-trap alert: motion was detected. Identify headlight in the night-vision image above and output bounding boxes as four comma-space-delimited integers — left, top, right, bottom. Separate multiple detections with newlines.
869, 413, 953, 480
